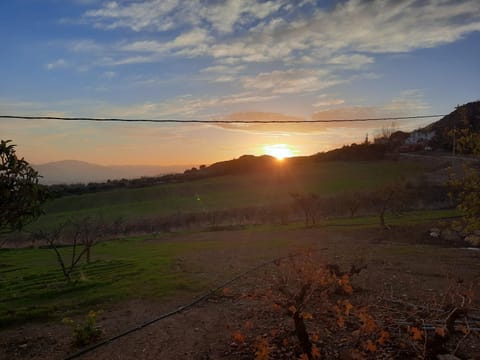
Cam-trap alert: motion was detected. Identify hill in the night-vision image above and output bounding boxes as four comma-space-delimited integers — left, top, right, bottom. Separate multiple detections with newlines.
33, 160, 189, 185
423, 100, 480, 150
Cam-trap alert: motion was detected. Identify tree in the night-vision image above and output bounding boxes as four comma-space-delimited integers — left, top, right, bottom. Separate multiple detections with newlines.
73, 216, 105, 264
369, 182, 408, 229
290, 193, 320, 226
0, 140, 46, 235
32, 217, 104, 282
343, 191, 362, 218
450, 129, 480, 235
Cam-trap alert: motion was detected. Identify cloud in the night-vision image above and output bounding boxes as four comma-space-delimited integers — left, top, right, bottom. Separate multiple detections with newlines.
84, 0, 286, 33
242, 69, 342, 94
269, 0, 480, 55
121, 28, 211, 53
69, 39, 103, 53
201, 65, 245, 74
75, 0, 480, 77
312, 98, 346, 107
311, 89, 435, 132
327, 54, 374, 69
102, 71, 117, 79
45, 58, 67, 70
212, 111, 319, 134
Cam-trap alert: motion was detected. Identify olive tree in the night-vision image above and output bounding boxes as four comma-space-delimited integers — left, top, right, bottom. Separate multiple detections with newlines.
0, 140, 46, 236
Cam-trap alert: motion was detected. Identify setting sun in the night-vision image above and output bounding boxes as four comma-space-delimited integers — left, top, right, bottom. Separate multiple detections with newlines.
263, 144, 294, 160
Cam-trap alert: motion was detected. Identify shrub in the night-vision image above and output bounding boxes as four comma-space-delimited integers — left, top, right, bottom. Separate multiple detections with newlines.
63, 310, 102, 347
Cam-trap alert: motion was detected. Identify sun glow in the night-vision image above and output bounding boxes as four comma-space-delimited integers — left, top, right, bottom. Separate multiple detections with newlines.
263, 144, 294, 160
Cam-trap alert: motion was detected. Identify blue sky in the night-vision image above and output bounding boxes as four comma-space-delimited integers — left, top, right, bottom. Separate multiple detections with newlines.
0, 0, 479, 165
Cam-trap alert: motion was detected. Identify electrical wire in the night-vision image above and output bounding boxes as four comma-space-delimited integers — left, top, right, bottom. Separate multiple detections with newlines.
0, 114, 445, 124
63, 252, 299, 360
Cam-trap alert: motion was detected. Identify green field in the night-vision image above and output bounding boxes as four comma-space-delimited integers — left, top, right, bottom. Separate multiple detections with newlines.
0, 159, 447, 328
30, 160, 424, 230
0, 207, 460, 328
0, 237, 214, 327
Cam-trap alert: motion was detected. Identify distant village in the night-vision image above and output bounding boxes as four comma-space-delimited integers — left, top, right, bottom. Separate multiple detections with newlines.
374, 100, 480, 153
374, 129, 435, 152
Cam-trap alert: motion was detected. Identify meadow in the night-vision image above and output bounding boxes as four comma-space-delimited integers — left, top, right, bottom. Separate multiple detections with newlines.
29, 160, 425, 230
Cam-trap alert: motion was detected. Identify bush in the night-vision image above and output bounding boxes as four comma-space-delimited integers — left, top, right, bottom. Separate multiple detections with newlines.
63, 310, 102, 347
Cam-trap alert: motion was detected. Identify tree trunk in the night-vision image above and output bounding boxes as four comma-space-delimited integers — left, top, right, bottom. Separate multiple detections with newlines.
379, 207, 386, 227
293, 311, 312, 359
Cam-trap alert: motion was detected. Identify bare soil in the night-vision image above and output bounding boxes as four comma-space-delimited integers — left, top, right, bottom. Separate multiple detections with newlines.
1, 224, 479, 359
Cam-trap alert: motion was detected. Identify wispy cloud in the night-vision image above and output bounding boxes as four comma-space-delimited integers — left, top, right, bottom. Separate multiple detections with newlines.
312, 98, 346, 108
102, 71, 117, 79
242, 69, 341, 94
83, 0, 287, 33
79, 0, 480, 63
45, 58, 68, 70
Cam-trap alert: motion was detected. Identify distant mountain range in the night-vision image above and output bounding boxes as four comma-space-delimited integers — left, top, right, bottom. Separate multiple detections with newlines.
33, 160, 190, 185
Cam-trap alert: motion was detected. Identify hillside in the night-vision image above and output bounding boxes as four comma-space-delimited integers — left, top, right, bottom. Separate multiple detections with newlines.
423, 100, 480, 150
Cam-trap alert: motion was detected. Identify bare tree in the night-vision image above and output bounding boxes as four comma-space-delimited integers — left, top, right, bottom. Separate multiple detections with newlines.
343, 191, 362, 218
33, 216, 104, 282
73, 216, 105, 264
370, 182, 408, 229
33, 223, 87, 283
290, 193, 320, 226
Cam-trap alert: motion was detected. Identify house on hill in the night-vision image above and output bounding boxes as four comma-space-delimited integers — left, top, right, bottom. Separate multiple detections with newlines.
405, 130, 435, 145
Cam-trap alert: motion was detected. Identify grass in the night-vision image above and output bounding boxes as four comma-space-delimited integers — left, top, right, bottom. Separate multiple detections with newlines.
0, 237, 218, 327
0, 231, 297, 328
29, 160, 424, 230
322, 208, 461, 227
0, 159, 443, 327
0, 206, 462, 328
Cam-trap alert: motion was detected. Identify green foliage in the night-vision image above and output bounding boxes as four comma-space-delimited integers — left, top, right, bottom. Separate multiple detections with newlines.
63, 310, 102, 346
0, 140, 47, 234
451, 167, 480, 234
454, 128, 480, 154
450, 129, 480, 236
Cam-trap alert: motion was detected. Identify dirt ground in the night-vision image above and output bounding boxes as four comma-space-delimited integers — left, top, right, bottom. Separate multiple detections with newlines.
1, 224, 479, 359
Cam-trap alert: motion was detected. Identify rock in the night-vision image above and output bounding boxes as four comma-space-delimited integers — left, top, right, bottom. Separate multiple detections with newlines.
430, 228, 441, 238
440, 228, 461, 242
464, 234, 480, 246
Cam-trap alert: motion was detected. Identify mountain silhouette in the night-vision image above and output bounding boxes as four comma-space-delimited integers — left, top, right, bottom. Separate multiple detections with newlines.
33, 160, 189, 184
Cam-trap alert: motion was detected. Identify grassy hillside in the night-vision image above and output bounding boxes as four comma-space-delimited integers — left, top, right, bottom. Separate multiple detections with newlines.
30, 160, 425, 230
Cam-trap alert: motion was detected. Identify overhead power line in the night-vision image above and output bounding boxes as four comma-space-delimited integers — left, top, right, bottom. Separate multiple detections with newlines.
0, 114, 445, 124
63, 252, 304, 360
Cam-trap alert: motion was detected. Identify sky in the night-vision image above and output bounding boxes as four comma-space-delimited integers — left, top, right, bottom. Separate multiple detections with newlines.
0, 0, 479, 166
